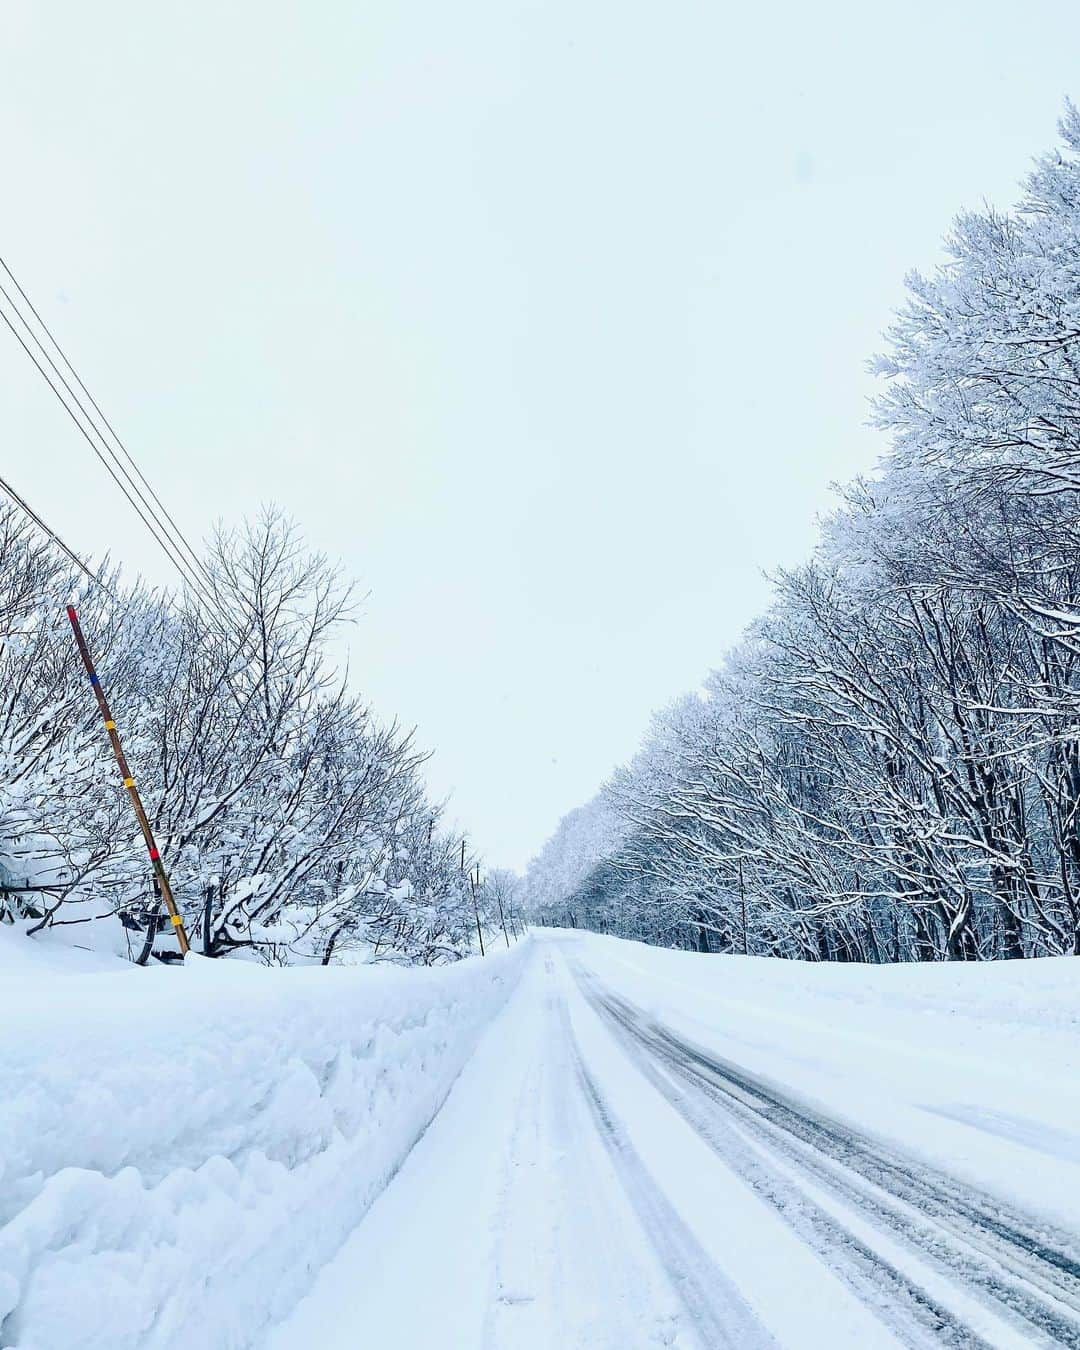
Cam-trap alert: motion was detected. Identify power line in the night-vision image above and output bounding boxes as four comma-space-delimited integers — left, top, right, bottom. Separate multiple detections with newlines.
0, 284, 213, 605
0, 463, 254, 721
0, 258, 260, 664
0, 470, 116, 599
0, 287, 215, 608
0, 445, 255, 717
0, 255, 217, 598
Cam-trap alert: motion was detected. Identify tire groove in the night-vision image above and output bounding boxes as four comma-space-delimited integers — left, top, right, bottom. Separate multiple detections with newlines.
574, 966, 1080, 1349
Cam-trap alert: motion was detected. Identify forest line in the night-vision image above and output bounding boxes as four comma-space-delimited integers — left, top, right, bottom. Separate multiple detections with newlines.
526, 108, 1080, 963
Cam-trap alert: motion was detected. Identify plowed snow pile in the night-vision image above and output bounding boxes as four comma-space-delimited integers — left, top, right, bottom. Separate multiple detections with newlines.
0, 929, 525, 1350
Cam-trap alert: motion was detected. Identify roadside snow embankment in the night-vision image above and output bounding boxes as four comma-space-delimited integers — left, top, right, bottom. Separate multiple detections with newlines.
0, 932, 526, 1350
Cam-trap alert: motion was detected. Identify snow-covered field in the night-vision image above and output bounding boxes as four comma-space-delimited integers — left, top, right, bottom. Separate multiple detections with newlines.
3, 927, 1080, 1348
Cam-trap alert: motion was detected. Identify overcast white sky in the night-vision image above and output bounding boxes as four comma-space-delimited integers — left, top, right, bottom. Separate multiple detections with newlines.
3, 2, 1080, 870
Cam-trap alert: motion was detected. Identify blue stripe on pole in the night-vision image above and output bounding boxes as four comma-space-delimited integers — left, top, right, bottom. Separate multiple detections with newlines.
89, 673, 99, 685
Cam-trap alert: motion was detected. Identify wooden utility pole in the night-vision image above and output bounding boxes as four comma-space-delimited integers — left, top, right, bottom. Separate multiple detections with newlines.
66, 605, 191, 956
468, 865, 485, 956
489, 872, 510, 948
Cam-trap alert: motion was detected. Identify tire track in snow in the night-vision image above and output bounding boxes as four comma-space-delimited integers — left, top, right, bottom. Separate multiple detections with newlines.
575, 967, 1080, 1349
482, 956, 696, 1350
577, 981, 994, 1350
558, 999, 778, 1350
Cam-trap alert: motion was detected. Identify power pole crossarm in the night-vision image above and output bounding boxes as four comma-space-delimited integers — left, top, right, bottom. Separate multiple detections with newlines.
66, 605, 191, 957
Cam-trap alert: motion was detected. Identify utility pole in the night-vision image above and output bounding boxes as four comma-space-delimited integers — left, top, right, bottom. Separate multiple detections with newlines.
466, 859, 485, 956
492, 875, 510, 948
66, 605, 191, 956
738, 856, 748, 957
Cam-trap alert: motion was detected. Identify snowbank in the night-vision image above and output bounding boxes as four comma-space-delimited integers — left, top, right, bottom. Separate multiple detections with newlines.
0, 929, 527, 1350
0, 918, 132, 977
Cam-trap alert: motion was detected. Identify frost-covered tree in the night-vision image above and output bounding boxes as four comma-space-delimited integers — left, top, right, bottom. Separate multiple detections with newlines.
524, 107, 1080, 963
0, 504, 490, 966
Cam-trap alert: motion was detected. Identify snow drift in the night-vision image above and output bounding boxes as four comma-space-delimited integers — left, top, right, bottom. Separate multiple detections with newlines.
0, 933, 527, 1350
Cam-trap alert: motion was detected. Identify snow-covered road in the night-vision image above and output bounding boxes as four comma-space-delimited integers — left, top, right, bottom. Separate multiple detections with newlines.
269, 934, 1080, 1349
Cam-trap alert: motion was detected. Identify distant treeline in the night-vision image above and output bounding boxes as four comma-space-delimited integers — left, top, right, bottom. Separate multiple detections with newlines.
526, 108, 1080, 962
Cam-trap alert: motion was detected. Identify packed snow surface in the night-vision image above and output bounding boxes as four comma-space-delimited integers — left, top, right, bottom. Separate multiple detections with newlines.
4, 927, 1080, 1348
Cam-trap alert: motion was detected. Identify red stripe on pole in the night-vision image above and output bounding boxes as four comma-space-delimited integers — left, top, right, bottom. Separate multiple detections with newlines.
148, 846, 160, 861
66, 605, 77, 621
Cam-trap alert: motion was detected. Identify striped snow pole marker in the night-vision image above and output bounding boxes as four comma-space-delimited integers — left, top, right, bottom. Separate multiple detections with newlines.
66, 604, 191, 956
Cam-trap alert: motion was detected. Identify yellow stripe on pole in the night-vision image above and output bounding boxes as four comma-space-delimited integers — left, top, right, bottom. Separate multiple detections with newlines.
66, 604, 192, 957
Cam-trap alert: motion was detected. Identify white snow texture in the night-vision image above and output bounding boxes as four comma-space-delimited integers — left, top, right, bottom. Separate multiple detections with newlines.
0, 939, 526, 1350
